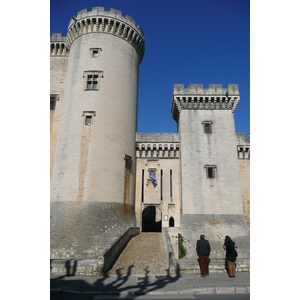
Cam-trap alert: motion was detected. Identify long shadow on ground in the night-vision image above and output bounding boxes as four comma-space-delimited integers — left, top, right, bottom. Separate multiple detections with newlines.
50, 265, 181, 300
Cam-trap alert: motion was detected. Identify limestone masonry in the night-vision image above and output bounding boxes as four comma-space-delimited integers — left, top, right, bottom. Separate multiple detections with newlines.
50, 7, 250, 275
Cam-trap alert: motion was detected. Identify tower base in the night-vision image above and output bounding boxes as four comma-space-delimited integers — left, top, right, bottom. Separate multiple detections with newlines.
50, 202, 136, 259
180, 214, 250, 260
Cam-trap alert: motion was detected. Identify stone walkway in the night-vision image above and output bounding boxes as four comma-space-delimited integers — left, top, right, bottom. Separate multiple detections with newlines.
108, 232, 168, 275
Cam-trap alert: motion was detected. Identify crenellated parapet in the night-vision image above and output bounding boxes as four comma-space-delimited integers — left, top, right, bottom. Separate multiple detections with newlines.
236, 132, 250, 160
171, 84, 240, 122
66, 7, 145, 64
50, 33, 69, 56
136, 133, 179, 159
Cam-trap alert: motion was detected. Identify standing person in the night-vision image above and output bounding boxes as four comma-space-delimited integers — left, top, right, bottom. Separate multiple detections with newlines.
223, 235, 238, 278
196, 234, 211, 277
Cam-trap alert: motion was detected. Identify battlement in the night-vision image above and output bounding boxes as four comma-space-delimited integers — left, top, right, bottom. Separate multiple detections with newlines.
236, 132, 250, 145
65, 7, 145, 63
69, 7, 143, 36
50, 33, 66, 42
173, 83, 239, 95
136, 133, 179, 143
171, 84, 240, 122
236, 132, 250, 160
50, 33, 69, 56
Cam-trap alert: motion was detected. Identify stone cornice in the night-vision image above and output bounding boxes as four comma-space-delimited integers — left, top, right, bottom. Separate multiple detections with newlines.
136, 141, 180, 159
171, 84, 240, 122
66, 7, 145, 64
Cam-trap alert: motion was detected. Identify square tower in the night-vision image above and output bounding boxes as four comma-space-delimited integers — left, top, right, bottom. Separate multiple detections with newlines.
171, 84, 249, 260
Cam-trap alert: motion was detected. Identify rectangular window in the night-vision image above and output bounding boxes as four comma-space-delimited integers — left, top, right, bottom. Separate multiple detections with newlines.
124, 155, 132, 172
207, 167, 214, 178
50, 94, 58, 110
204, 123, 212, 133
86, 74, 98, 90
202, 121, 213, 133
84, 71, 103, 91
50, 97, 56, 110
89, 47, 102, 58
148, 168, 156, 186
85, 115, 92, 126
205, 165, 217, 178
82, 111, 96, 126
92, 50, 98, 58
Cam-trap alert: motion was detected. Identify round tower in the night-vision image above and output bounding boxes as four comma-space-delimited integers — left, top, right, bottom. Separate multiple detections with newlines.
50, 7, 145, 260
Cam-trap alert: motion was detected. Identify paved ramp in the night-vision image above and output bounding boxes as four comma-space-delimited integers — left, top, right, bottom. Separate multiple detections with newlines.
108, 232, 168, 275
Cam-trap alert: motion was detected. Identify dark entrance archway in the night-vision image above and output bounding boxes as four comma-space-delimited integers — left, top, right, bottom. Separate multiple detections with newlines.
169, 217, 174, 227
142, 206, 162, 232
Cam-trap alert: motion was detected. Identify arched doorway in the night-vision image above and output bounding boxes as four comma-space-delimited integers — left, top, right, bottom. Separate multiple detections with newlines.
142, 206, 162, 232
169, 217, 174, 227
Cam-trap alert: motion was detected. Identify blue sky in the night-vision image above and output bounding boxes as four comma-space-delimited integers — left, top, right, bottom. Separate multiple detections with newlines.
50, 0, 250, 135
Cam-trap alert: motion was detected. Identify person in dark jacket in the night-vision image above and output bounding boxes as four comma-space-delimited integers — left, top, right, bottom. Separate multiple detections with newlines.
223, 235, 238, 277
196, 234, 211, 277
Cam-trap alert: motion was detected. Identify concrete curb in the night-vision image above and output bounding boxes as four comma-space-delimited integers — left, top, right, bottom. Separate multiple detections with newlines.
149, 287, 250, 295
50, 286, 250, 295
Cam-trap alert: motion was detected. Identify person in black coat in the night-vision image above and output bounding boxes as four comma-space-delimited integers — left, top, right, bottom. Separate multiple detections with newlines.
196, 234, 211, 277
223, 235, 238, 277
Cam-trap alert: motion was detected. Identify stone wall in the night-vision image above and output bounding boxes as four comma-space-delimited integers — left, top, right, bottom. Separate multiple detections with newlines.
180, 214, 250, 260
163, 228, 178, 275
102, 227, 140, 274
50, 227, 140, 276
178, 109, 243, 215
177, 258, 250, 274
167, 227, 179, 259
236, 133, 250, 232
50, 33, 69, 181
50, 202, 135, 259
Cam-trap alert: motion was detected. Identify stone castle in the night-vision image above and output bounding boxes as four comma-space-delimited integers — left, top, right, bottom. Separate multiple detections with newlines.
50, 7, 250, 275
